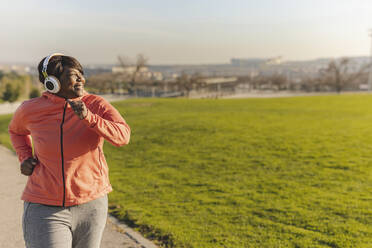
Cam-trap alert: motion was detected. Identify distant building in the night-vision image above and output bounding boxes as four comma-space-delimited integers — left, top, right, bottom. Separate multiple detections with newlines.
151, 72, 163, 81
203, 77, 237, 85
266, 56, 282, 65
112, 66, 137, 74
231, 57, 283, 67
231, 58, 266, 67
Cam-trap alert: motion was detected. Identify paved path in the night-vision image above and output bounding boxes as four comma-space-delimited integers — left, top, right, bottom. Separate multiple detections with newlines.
0, 101, 21, 115
0, 145, 157, 248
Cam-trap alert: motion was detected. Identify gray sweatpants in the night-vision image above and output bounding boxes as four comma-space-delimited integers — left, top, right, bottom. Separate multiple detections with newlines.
22, 195, 108, 248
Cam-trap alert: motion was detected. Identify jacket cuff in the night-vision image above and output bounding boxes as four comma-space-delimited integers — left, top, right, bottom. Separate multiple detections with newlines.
81, 109, 97, 128
20, 153, 33, 164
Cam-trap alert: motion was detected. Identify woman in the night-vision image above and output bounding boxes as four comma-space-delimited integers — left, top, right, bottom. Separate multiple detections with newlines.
8, 53, 131, 248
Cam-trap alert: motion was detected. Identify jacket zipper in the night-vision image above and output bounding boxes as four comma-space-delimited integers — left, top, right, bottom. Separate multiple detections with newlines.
60, 102, 68, 207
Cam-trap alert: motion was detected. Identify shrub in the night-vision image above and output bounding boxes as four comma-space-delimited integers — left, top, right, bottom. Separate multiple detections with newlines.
2, 83, 20, 102
29, 88, 41, 99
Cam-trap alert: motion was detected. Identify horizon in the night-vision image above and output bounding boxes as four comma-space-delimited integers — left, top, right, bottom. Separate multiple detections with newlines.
1, 54, 370, 67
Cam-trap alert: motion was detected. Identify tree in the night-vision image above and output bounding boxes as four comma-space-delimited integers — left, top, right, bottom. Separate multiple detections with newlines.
176, 73, 191, 96
0, 72, 31, 101
29, 88, 41, 99
117, 53, 149, 95
87, 71, 131, 94
174, 72, 204, 97
268, 74, 289, 91
2, 83, 20, 102
319, 58, 371, 93
250, 74, 266, 90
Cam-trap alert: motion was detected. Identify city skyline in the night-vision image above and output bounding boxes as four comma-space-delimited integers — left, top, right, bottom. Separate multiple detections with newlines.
1, 0, 372, 65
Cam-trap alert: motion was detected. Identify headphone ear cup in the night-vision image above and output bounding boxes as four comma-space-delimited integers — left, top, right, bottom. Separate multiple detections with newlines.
44, 76, 61, 93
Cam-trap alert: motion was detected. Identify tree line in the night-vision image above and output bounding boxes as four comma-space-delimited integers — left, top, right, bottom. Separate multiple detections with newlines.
1, 56, 370, 102
0, 72, 40, 103
86, 56, 372, 96
237, 58, 371, 93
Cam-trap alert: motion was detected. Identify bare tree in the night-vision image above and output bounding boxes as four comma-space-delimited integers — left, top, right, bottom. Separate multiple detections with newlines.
320, 58, 371, 93
132, 54, 149, 82
269, 74, 289, 91
136, 54, 148, 70
250, 74, 266, 90
176, 73, 191, 96
117, 54, 149, 95
117, 55, 131, 69
87, 73, 130, 94
174, 72, 204, 97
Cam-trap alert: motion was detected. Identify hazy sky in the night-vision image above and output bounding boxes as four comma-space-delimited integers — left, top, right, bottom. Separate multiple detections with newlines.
1, 0, 372, 65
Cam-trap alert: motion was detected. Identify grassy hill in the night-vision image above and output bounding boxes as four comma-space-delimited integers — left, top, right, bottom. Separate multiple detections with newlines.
2, 95, 372, 247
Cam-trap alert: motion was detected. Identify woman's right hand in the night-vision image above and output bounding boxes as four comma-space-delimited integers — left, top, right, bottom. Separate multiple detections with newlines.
20, 157, 38, 176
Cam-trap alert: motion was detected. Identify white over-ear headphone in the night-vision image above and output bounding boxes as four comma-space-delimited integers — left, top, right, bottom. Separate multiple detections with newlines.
42, 53, 64, 93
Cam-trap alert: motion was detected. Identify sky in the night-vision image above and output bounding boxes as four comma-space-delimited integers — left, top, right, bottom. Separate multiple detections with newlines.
0, 0, 372, 65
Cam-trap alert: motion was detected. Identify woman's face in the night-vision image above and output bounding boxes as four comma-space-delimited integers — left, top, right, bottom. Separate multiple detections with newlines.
56, 67, 86, 99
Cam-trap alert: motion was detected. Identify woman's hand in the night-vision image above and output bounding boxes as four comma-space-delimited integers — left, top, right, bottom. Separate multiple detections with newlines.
21, 157, 38, 176
67, 100, 88, 119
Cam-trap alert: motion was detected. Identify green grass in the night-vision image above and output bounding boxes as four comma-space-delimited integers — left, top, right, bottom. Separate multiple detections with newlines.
2, 95, 372, 247
0, 114, 13, 149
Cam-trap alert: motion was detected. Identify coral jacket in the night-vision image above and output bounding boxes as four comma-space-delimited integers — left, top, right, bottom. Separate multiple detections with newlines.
8, 91, 130, 206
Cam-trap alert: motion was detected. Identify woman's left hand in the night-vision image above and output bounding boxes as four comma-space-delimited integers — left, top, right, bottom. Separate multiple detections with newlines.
20, 157, 38, 176
67, 100, 88, 119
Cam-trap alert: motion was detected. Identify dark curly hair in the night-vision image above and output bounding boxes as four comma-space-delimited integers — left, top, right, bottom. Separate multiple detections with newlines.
37, 55, 84, 83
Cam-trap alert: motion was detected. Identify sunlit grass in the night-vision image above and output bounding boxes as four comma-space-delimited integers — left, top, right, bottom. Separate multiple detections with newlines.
2, 95, 372, 247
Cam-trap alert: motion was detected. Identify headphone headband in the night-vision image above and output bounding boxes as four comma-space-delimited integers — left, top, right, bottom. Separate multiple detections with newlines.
42, 53, 64, 79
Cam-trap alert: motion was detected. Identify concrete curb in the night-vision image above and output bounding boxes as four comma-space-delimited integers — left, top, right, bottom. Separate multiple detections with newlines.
108, 216, 158, 248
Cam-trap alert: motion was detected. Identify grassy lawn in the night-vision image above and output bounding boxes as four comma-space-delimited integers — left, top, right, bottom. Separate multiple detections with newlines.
0, 113, 13, 149
2, 95, 372, 247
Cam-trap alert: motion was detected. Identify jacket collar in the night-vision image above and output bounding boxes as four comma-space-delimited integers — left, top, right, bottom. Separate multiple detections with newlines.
42, 91, 89, 104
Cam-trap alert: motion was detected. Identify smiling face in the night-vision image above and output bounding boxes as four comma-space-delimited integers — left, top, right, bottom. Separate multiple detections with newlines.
56, 67, 86, 99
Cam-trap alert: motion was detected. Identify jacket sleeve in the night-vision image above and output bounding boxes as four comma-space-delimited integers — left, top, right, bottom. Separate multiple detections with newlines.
81, 98, 130, 147
8, 102, 33, 163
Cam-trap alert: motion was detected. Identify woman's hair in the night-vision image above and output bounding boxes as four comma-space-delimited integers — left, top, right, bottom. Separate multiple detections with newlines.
37, 55, 84, 83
